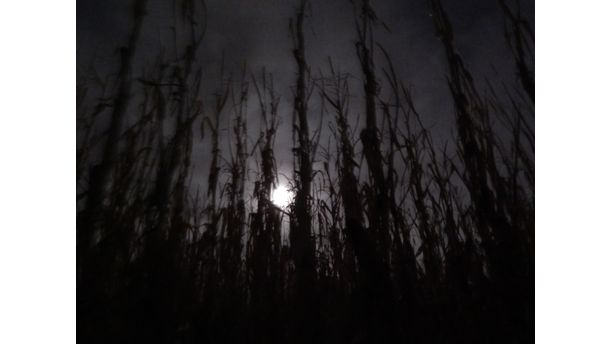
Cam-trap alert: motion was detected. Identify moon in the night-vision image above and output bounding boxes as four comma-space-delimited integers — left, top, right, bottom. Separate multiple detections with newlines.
271, 184, 293, 208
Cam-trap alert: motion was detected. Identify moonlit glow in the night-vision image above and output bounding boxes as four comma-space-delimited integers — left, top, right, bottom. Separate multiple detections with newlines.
271, 184, 293, 208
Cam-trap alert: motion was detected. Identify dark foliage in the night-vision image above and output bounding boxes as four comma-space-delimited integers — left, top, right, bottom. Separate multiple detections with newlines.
77, 0, 534, 343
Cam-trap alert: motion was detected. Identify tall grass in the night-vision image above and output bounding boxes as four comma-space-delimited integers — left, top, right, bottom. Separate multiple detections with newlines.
77, 0, 534, 343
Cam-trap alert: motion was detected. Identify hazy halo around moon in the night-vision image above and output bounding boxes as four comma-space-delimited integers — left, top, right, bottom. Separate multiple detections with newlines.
271, 184, 293, 208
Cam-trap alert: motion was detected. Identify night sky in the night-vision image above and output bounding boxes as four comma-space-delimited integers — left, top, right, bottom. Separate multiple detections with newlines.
77, 0, 533, 189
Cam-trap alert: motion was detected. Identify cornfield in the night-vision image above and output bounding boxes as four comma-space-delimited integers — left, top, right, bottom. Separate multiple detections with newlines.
77, 0, 534, 342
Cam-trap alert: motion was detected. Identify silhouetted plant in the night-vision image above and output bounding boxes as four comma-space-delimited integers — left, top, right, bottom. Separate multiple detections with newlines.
77, 0, 534, 343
